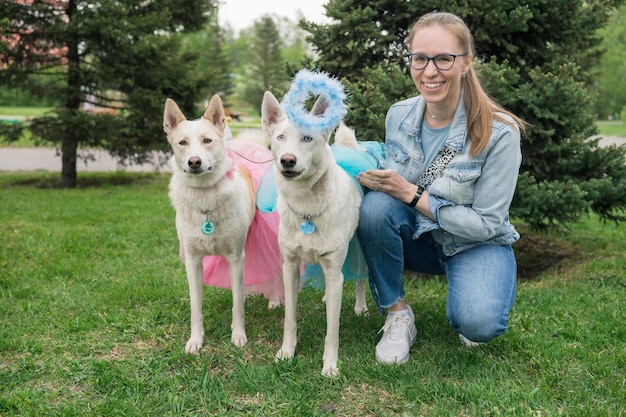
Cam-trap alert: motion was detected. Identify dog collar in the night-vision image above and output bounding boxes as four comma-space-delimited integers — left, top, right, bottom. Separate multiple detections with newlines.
199, 209, 214, 235
286, 203, 315, 235
196, 150, 238, 236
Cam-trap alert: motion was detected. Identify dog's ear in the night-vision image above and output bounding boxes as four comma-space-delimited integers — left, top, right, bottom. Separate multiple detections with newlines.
163, 98, 187, 134
203, 95, 226, 134
311, 95, 336, 142
310, 95, 330, 117
261, 91, 285, 133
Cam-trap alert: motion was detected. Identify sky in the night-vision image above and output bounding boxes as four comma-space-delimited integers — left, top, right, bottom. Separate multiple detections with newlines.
219, 0, 329, 33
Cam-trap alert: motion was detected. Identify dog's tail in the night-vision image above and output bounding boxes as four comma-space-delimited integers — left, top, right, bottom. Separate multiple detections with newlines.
334, 123, 359, 149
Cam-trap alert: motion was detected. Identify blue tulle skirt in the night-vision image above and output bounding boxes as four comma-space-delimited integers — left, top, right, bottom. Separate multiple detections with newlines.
256, 141, 385, 288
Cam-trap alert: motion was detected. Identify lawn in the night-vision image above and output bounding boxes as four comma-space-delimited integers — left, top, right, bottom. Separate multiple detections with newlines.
0, 172, 625, 417
0, 106, 54, 118
596, 121, 626, 137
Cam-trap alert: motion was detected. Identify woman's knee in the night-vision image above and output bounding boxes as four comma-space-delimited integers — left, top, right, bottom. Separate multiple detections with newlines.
445, 245, 517, 342
448, 304, 509, 342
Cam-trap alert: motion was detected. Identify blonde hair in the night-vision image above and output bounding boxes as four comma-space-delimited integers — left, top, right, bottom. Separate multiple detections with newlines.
407, 12, 525, 156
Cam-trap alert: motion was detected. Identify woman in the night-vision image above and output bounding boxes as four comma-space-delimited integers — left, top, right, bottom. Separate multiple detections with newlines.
356, 11, 525, 365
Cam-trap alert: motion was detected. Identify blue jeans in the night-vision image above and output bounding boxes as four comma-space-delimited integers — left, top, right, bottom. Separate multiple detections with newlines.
357, 191, 517, 342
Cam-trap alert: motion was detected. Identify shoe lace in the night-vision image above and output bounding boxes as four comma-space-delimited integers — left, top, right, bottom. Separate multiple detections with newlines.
379, 314, 411, 342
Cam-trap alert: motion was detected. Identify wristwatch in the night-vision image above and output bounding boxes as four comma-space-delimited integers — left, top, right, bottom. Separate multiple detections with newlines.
407, 185, 425, 208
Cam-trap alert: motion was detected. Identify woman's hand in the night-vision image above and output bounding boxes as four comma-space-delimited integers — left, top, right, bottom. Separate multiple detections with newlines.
358, 169, 435, 220
357, 169, 415, 203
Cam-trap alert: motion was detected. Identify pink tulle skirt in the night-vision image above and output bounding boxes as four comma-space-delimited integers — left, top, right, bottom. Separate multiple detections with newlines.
202, 139, 284, 303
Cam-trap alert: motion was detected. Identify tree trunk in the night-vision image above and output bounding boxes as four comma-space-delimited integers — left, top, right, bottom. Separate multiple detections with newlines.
61, 135, 78, 188
61, 0, 80, 188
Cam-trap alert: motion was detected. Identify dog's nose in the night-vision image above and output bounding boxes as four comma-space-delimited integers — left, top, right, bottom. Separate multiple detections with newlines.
188, 157, 202, 169
280, 154, 296, 169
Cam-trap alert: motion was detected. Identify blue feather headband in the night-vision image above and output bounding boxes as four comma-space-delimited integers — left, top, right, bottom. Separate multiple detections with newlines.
281, 70, 347, 137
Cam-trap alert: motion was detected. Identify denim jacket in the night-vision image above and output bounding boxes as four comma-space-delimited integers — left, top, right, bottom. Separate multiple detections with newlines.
384, 94, 522, 256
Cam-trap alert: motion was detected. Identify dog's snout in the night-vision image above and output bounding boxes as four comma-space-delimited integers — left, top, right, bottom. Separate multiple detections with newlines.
280, 154, 297, 169
188, 157, 202, 169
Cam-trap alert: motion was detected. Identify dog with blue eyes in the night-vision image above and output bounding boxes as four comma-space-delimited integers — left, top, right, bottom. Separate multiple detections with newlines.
260, 70, 369, 377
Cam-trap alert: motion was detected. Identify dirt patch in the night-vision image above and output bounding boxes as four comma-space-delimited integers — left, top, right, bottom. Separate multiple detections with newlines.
406, 231, 581, 282
514, 232, 581, 280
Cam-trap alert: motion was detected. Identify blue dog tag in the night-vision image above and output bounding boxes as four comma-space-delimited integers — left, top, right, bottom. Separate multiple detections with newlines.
300, 221, 315, 235
201, 220, 215, 235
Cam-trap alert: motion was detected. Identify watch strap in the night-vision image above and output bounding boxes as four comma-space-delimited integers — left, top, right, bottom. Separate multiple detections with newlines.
407, 185, 424, 207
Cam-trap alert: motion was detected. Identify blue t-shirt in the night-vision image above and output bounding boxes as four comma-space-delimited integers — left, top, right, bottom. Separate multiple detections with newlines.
421, 118, 450, 167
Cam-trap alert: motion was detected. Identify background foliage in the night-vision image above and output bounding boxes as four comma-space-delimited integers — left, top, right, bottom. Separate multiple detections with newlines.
0, 0, 217, 187
1, 0, 626, 229
593, 3, 626, 119
303, 0, 626, 228
240, 16, 289, 112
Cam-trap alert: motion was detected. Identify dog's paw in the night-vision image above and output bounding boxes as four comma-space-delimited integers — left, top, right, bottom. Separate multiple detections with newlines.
185, 337, 203, 354
267, 300, 282, 310
354, 304, 369, 316
275, 346, 295, 361
321, 363, 340, 377
231, 332, 248, 347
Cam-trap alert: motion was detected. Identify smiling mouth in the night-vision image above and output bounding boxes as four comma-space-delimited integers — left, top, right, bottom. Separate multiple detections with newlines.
184, 166, 211, 174
423, 82, 444, 88
281, 170, 302, 179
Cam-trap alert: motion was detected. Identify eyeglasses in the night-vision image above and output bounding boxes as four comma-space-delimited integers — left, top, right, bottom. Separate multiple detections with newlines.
406, 53, 468, 71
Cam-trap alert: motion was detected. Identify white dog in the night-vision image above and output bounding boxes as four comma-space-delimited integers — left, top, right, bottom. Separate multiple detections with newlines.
164, 95, 257, 353
261, 90, 367, 377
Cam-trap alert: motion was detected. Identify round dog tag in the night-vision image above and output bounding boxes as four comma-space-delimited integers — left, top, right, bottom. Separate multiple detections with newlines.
300, 221, 316, 235
201, 220, 215, 235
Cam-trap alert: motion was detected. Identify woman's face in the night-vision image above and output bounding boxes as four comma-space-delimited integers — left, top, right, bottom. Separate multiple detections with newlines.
408, 25, 472, 109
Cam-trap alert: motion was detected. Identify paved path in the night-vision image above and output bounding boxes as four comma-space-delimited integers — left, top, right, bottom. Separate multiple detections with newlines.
0, 136, 624, 172
0, 147, 171, 172
596, 135, 626, 148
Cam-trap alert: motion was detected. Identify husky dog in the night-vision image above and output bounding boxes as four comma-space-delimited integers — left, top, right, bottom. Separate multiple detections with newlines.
261, 91, 367, 377
164, 95, 257, 353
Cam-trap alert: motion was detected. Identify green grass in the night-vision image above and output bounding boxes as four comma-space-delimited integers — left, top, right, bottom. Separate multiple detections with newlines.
596, 121, 626, 137
1, 173, 625, 416
0, 107, 53, 147
0, 106, 53, 118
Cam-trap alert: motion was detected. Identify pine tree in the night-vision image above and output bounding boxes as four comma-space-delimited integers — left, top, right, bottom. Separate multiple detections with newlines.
180, 12, 234, 106
241, 15, 289, 113
303, 0, 626, 228
0, 0, 216, 188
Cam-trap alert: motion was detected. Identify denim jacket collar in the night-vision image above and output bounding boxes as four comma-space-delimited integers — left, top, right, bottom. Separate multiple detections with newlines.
397, 91, 469, 153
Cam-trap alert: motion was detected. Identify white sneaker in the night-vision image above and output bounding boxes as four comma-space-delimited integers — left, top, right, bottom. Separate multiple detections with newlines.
375, 307, 417, 364
458, 333, 483, 347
